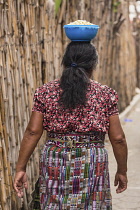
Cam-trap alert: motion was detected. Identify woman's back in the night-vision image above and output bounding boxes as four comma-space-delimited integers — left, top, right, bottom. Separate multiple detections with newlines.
32, 79, 119, 133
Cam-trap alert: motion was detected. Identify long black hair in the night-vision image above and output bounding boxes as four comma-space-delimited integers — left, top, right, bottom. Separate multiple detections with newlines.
58, 41, 98, 109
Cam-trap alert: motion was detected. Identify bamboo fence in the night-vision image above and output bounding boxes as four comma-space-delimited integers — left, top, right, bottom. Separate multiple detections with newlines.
0, 0, 137, 209
132, 6, 140, 88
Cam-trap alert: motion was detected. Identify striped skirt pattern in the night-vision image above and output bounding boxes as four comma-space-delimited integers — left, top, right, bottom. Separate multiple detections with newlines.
39, 132, 112, 210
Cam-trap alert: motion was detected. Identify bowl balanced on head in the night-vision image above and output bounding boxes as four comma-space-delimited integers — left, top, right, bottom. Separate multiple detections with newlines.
63, 20, 100, 42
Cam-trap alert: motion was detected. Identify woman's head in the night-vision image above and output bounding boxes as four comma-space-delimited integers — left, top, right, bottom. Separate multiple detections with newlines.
59, 41, 98, 109
62, 41, 98, 77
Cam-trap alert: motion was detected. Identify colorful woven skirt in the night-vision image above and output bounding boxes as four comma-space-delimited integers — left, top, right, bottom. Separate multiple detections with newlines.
39, 131, 112, 210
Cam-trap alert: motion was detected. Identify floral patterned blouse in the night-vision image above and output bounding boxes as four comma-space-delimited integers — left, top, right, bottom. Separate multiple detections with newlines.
32, 79, 119, 133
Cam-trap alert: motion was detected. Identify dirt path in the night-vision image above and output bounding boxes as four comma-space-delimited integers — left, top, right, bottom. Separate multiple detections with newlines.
106, 100, 140, 210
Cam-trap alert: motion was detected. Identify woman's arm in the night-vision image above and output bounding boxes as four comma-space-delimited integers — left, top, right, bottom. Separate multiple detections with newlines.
14, 111, 43, 197
108, 114, 128, 193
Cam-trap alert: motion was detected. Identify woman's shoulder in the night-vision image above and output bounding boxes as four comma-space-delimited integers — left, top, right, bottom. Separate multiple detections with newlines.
90, 79, 118, 102
90, 79, 117, 93
34, 79, 60, 93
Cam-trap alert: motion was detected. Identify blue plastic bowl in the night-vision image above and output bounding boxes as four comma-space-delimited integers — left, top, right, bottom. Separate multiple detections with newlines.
63, 25, 100, 41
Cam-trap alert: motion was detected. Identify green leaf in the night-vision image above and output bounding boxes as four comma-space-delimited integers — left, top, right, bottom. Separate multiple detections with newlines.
55, 0, 62, 14
113, 0, 121, 13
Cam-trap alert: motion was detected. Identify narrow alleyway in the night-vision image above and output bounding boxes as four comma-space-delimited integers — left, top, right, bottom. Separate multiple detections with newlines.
106, 99, 140, 210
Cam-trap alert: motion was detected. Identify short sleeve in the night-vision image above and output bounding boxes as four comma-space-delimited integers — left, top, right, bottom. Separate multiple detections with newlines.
107, 88, 119, 116
32, 88, 45, 114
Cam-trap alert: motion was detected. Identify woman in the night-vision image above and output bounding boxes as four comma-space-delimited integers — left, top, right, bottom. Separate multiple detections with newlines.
14, 41, 128, 209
